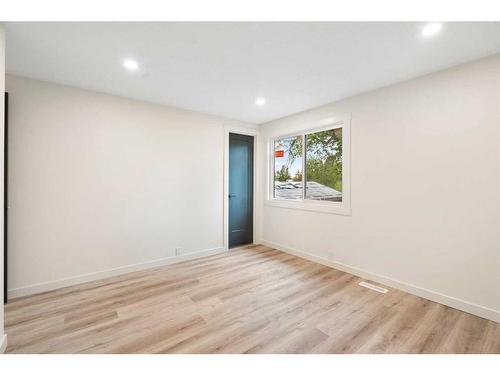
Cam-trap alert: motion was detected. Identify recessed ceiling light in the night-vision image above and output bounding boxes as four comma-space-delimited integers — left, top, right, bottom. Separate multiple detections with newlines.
255, 97, 266, 106
421, 23, 442, 37
123, 59, 139, 71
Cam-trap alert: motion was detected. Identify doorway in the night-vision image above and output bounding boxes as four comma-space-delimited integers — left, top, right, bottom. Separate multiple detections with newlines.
3, 92, 7, 303
228, 133, 254, 248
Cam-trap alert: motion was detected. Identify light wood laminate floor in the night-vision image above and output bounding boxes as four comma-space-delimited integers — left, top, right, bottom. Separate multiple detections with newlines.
5, 245, 500, 353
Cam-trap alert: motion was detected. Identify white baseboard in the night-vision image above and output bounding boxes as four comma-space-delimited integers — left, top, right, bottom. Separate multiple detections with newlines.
0, 334, 7, 354
8, 247, 226, 299
260, 239, 500, 323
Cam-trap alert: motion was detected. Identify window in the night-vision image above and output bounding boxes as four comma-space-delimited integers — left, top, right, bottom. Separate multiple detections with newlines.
305, 128, 342, 202
269, 116, 350, 215
274, 135, 303, 200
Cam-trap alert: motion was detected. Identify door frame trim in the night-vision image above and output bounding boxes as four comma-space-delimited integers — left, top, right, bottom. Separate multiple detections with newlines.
223, 125, 259, 250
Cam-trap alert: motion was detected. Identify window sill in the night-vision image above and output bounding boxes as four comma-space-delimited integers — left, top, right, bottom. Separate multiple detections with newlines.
265, 199, 351, 216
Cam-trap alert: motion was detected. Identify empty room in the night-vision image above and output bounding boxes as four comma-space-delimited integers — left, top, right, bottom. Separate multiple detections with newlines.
0, 8, 500, 366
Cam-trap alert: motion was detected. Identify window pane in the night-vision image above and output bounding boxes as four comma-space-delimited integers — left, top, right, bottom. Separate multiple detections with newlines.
274, 136, 303, 200
305, 128, 342, 202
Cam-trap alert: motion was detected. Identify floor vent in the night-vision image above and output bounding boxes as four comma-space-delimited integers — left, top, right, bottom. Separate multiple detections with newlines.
359, 281, 388, 294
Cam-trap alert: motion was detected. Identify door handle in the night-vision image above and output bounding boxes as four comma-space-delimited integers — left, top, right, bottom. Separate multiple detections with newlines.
229, 194, 236, 198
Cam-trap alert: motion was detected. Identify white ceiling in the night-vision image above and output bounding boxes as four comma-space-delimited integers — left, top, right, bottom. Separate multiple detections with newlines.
5, 22, 500, 124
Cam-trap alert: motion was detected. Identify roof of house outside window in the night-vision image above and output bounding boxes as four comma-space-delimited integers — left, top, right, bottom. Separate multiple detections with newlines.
275, 181, 342, 201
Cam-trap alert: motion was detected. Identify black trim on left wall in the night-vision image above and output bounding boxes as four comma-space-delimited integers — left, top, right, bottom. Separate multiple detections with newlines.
4, 92, 8, 303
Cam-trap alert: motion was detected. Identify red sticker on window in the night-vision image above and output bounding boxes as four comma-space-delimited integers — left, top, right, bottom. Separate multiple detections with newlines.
275, 150, 284, 158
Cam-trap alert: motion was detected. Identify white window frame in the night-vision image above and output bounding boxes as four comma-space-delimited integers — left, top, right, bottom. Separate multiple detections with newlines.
266, 114, 351, 215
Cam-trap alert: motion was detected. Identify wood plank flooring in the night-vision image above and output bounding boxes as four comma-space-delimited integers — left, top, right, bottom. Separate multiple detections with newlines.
4, 245, 500, 353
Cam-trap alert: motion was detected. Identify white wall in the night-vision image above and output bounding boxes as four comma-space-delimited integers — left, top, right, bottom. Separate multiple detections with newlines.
0, 26, 6, 352
258, 55, 500, 322
6, 75, 256, 297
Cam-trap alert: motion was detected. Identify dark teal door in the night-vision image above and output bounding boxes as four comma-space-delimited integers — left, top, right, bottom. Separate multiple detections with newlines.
229, 133, 254, 248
